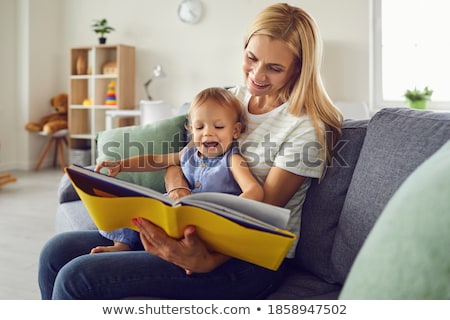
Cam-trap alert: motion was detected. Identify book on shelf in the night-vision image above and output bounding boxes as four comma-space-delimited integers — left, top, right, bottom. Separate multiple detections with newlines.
65, 164, 296, 270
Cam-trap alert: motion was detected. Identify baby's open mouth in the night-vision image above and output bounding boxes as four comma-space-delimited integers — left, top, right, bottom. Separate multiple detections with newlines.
203, 142, 219, 149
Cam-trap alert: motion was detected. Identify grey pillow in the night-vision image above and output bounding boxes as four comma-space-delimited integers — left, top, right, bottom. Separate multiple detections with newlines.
339, 140, 450, 299
295, 119, 368, 283
330, 107, 450, 284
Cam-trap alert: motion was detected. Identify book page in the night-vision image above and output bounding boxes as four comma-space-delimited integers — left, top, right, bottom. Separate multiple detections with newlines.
179, 200, 293, 237
180, 192, 290, 229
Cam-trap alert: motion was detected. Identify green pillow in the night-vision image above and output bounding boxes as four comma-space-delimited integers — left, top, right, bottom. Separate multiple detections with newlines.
96, 114, 187, 193
339, 140, 450, 299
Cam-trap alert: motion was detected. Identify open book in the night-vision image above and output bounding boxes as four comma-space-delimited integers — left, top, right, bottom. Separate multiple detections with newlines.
66, 164, 296, 270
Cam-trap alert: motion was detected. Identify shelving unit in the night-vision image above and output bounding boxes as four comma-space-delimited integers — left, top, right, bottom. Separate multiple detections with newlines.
68, 44, 135, 165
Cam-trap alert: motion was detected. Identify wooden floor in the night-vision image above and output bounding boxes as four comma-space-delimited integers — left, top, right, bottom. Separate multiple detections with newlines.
0, 168, 64, 300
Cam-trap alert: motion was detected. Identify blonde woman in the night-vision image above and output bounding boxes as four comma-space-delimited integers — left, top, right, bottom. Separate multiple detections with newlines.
39, 3, 343, 299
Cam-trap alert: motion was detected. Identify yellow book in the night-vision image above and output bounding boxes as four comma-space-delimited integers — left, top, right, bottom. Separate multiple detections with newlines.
66, 165, 296, 270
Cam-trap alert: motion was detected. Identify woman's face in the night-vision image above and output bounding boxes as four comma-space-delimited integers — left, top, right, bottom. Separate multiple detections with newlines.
243, 34, 297, 98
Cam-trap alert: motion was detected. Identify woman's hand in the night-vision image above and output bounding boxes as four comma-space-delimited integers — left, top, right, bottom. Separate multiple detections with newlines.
133, 218, 230, 274
95, 160, 122, 176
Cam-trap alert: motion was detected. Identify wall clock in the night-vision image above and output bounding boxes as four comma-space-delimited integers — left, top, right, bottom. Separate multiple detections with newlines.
177, 0, 204, 25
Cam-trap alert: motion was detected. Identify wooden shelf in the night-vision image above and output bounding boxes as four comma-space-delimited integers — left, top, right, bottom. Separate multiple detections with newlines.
68, 44, 135, 165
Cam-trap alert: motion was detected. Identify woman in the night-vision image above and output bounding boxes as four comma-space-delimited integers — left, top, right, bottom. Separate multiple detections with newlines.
38, 3, 343, 299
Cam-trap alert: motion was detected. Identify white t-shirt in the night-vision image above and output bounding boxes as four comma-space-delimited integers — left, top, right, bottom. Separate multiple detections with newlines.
231, 86, 325, 258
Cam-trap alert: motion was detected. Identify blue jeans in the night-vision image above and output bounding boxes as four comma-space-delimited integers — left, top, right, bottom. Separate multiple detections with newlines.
38, 231, 286, 299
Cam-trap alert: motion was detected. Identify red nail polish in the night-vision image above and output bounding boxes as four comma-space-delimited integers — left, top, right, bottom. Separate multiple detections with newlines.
187, 226, 195, 235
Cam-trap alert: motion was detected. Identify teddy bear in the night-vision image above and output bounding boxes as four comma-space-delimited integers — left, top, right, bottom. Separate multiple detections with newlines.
25, 93, 68, 135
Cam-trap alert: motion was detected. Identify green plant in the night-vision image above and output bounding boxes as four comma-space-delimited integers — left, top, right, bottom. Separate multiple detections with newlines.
91, 19, 115, 38
404, 86, 433, 102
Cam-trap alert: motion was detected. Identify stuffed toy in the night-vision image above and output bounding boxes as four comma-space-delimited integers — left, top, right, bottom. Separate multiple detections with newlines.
25, 93, 68, 135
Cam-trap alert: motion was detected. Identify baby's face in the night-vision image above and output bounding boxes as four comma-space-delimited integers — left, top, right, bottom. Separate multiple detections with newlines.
189, 101, 241, 158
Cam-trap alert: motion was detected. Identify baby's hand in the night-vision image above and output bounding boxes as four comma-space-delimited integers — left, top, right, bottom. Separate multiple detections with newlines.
167, 188, 192, 201
94, 160, 122, 176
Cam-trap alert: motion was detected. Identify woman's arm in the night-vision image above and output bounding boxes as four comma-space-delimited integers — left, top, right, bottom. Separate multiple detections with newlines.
262, 166, 306, 207
229, 153, 264, 201
231, 153, 305, 206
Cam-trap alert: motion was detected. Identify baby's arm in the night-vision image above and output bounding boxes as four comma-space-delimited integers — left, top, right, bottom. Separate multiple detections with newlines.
229, 153, 264, 201
95, 151, 183, 176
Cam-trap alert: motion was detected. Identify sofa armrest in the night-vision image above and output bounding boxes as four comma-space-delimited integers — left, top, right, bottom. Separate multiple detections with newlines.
58, 165, 95, 204
58, 173, 78, 204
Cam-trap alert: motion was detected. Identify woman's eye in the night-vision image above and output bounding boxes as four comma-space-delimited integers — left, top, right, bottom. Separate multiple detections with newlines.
247, 55, 256, 61
269, 66, 283, 73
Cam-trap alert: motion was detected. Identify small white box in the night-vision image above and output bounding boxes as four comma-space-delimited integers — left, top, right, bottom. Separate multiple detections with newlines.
70, 149, 91, 167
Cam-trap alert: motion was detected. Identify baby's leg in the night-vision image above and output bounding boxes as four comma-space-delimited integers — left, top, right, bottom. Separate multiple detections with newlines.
90, 241, 131, 253
92, 228, 140, 253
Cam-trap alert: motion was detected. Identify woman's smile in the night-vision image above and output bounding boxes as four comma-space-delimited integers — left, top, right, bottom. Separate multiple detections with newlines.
249, 77, 270, 90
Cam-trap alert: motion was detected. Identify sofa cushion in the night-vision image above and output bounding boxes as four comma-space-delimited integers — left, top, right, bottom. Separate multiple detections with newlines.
96, 114, 188, 193
330, 107, 450, 284
268, 265, 341, 299
55, 200, 96, 233
339, 140, 450, 299
294, 119, 368, 283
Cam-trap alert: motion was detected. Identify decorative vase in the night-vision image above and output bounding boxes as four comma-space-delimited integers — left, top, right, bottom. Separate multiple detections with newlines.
76, 55, 86, 75
408, 100, 427, 110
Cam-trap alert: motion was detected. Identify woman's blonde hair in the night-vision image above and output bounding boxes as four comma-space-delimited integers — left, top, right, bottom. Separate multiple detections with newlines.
244, 3, 343, 165
188, 87, 247, 133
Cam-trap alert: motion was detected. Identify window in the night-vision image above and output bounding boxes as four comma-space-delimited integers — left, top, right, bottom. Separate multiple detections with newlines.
373, 0, 450, 109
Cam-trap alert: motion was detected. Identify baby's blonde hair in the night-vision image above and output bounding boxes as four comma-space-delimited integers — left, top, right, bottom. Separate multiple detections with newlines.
188, 87, 247, 133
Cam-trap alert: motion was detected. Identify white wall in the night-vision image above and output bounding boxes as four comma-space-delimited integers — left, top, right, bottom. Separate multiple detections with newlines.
1, 0, 64, 171
1, 0, 370, 171
0, 0, 20, 170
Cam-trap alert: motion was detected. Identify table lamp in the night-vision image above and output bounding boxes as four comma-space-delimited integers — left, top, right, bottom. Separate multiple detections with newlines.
144, 65, 166, 100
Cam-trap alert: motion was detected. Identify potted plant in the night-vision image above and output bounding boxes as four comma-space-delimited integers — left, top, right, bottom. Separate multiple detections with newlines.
91, 19, 115, 44
404, 86, 433, 110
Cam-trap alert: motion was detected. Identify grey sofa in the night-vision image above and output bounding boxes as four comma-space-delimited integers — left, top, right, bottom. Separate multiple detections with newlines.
56, 107, 450, 299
